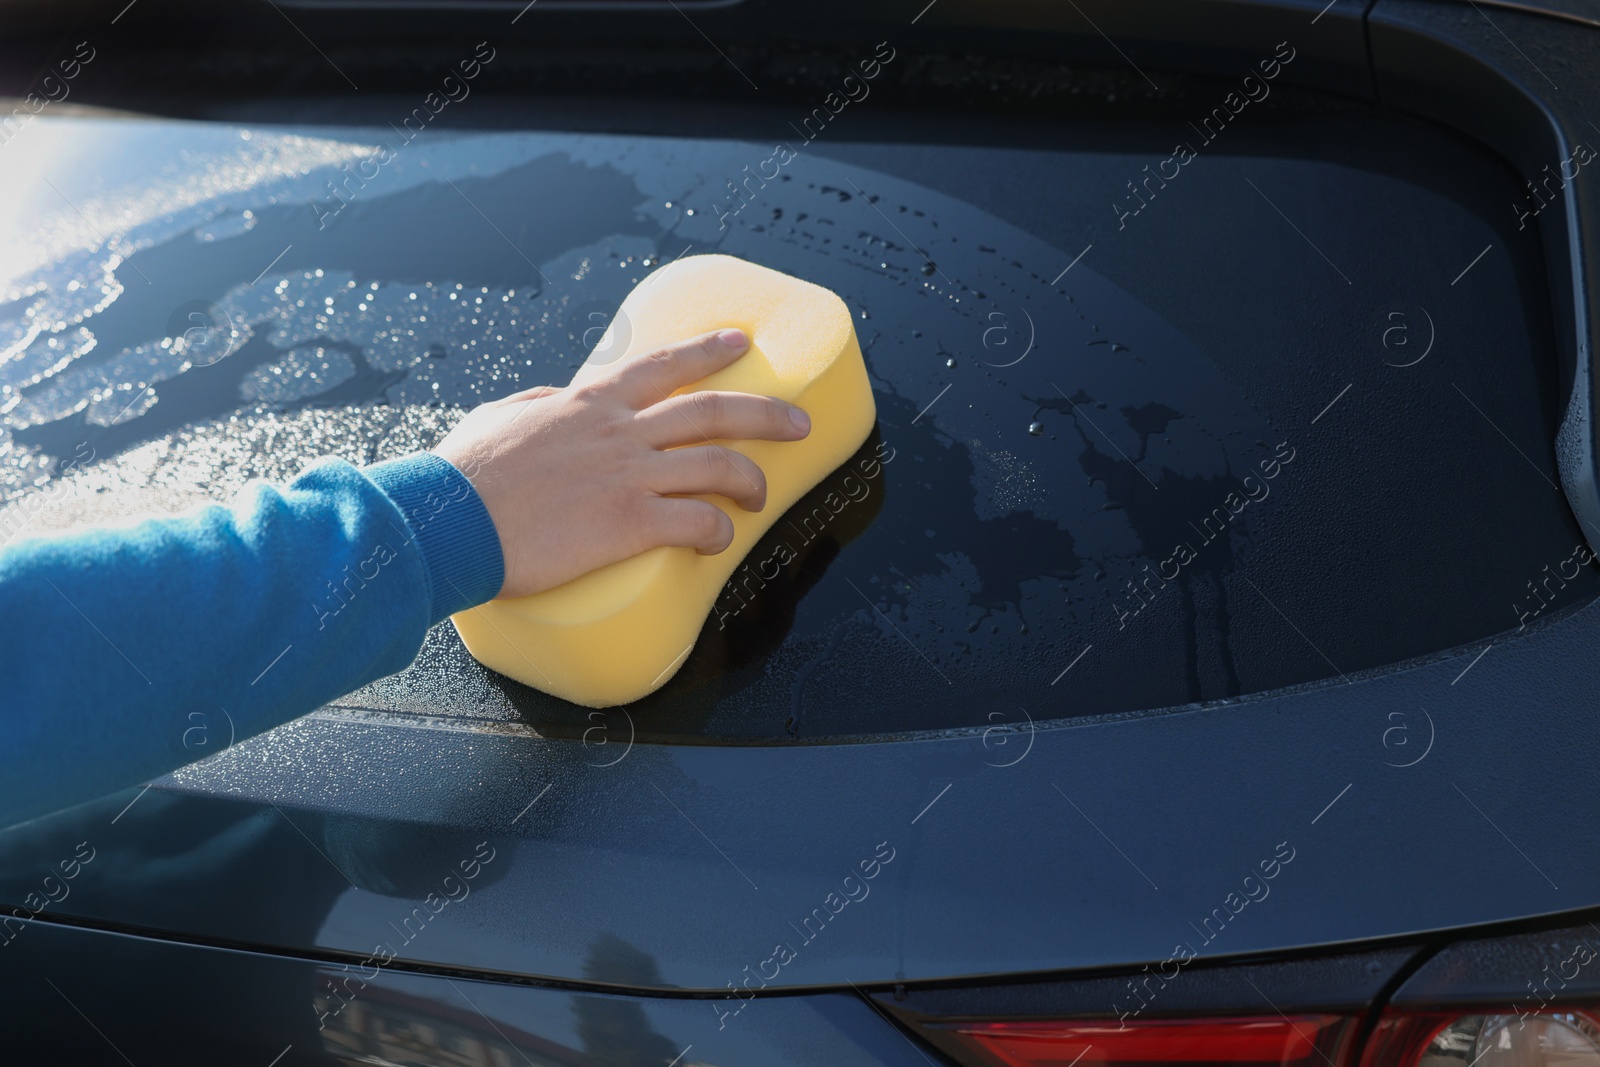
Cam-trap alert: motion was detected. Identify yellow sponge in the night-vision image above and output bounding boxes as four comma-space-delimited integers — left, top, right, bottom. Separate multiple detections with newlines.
451, 254, 877, 706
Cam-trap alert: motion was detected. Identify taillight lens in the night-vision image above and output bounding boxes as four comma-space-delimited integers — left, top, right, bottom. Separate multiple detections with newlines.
938, 1014, 1356, 1067
1362, 1011, 1600, 1067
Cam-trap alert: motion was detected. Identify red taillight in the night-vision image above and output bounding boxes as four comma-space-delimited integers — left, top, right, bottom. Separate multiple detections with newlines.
1356, 1013, 1457, 1067
939, 1014, 1355, 1067
1359, 1009, 1600, 1067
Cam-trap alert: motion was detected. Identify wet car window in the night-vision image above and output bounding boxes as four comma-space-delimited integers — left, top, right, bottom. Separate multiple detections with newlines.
1, 113, 1591, 741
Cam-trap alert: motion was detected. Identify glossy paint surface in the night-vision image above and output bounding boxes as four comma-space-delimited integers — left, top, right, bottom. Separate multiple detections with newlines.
0, 919, 935, 1065
3, 0, 1600, 1007
2, 591, 1598, 991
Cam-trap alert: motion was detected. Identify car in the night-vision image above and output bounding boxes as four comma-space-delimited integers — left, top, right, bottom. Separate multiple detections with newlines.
2, 0, 1600, 1063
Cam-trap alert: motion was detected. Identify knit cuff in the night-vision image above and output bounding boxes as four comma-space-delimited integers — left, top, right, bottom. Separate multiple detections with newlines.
361, 452, 504, 624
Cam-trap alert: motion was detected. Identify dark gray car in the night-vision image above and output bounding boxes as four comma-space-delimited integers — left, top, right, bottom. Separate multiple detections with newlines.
2, 0, 1599, 1063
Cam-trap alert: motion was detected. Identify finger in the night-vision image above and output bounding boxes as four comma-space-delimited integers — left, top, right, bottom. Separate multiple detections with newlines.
645, 496, 736, 555
490, 384, 563, 408
634, 391, 809, 449
603, 329, 749, 407
650, 445, 767, 512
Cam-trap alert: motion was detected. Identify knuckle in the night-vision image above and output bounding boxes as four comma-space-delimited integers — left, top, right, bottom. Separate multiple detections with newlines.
696, 503, 729, 545
625, 494, 656, 537
570, 381, 609, 407
643, 348, 680, 380
688, 390, 723, 426
697, 445, 724, 480
767, 397, 790, 431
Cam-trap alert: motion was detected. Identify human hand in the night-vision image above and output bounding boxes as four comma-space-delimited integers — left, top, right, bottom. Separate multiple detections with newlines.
432, 328, 811, 599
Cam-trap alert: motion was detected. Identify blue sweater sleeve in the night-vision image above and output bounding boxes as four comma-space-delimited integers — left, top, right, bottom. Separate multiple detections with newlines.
0, 451, 503, 829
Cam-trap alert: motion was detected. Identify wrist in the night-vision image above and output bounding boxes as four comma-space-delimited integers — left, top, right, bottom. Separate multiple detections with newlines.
362, 452, 505, 622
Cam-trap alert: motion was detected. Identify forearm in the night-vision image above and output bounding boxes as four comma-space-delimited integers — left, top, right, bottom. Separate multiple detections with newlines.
0, 452, 502, 828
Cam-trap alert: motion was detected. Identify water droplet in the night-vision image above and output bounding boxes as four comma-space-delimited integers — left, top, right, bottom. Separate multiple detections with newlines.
921, 262, 936, 276
945, 357, 956, 368
1027, 421, 1044, 436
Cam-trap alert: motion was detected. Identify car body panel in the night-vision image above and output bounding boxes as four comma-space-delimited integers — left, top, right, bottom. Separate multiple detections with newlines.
0, 918, 938, 1066
4, 591, 1599, 992
1, 0, 1599, 1034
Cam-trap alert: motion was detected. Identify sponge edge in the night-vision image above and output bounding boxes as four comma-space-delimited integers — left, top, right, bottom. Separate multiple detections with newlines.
451, 254, 877, 707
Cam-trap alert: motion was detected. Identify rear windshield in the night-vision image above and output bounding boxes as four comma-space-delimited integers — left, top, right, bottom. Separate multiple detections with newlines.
2, 100, 1591, 741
